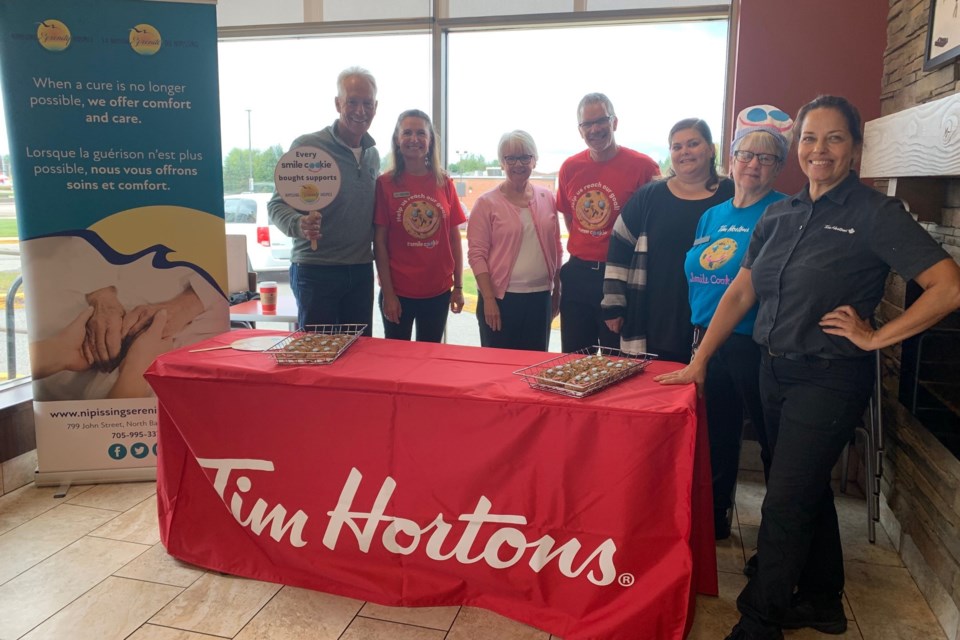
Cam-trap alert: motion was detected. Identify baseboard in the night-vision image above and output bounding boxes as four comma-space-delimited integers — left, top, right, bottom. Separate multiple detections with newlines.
34, 466, 156, 487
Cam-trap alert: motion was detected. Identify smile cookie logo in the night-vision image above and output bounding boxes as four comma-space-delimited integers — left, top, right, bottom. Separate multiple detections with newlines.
37, 20, 71, 52
129, 24, 161, 55
402, 201, 441, 239
299, 184, 320, 204
700, 238, 738, 271
575, 190, 610, 231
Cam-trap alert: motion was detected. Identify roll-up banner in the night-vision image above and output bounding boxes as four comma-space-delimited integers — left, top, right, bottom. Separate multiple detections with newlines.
0, 0, 227, 486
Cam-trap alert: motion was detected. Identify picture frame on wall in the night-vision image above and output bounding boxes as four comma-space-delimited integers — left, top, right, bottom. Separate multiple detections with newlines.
925, 0, 960, 71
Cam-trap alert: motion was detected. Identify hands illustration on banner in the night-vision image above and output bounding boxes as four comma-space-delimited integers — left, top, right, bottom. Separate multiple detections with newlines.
108, 308, 172, 399
29, 306, 95, 380
83, 285, 125, 369
30, 284, 202, 398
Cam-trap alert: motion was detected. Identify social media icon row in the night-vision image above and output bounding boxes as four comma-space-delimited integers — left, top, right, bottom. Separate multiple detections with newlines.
107, 442, 158, 460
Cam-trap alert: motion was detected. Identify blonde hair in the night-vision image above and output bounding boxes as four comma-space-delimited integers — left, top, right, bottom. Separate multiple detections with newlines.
497, 130, 538, 166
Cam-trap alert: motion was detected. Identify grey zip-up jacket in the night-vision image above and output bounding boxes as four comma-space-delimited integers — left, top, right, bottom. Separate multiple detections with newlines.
268, 120, 379, 266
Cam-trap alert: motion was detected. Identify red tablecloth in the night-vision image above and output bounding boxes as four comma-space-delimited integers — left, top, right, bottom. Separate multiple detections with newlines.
145, 331, 716, 640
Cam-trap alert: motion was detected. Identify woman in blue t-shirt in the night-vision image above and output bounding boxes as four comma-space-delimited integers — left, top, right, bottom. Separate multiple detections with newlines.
684, 104, 793, 540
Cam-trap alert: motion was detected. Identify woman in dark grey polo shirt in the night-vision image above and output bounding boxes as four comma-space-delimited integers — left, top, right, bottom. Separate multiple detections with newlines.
656, 95, 960, 640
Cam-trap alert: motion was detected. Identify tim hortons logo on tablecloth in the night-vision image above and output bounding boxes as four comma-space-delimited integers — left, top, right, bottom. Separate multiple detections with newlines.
196, 458, 619, 586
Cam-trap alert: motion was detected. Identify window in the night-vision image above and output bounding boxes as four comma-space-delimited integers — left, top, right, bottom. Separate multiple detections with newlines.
217, 34, 432, 184
0, 84, 27, 386
445, 21, 729, 174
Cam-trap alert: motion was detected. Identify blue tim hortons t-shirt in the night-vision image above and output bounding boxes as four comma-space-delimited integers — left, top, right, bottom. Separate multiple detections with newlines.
685, 190, 785, 335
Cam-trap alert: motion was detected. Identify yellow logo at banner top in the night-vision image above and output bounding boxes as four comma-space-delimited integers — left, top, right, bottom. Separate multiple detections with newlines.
129, 24, 161, 56
37, 20, 71, 52
299, 183, 320, 203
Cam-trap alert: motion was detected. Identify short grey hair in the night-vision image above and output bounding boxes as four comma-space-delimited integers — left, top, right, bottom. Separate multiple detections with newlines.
498, 130, 538, 166
337, 66, 377, 98
577, 92, 616, 122
732, 130, 781, 158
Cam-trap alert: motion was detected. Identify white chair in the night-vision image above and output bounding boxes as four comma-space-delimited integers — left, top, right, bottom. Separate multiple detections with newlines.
226, 234, 255, 294
226, 234, 255, 328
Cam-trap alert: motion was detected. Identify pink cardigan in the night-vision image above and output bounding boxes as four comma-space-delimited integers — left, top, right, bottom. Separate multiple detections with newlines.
467, 184, 562, 299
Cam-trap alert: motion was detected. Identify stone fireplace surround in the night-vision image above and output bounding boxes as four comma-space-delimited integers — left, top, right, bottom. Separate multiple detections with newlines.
861, 91, 960, 640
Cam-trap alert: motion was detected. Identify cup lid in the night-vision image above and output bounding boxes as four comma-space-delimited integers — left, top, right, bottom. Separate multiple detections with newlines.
258, 281, 277, 287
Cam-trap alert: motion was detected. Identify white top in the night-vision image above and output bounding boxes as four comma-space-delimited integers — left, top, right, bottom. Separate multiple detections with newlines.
507, 207, 551, 293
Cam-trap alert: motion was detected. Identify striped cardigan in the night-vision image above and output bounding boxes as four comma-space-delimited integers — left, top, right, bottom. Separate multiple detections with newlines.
602, 178, 734, 355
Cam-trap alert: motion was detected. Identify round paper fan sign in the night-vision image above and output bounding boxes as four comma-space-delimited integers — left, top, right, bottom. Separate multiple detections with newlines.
274, 145, 341, 211
230, 336, 284, 351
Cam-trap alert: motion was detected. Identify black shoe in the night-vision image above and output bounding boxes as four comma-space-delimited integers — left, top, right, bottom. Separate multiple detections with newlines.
723, 621, 784, 640
743, 552, 758, 577
715, 508, 732, 540
781, 594, 847, 634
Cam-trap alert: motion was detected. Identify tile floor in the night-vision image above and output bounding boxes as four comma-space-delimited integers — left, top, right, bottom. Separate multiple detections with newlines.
0, 446, 948, 640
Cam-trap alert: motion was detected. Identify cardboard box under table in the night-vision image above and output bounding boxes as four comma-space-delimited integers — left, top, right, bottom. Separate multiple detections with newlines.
145, 331, 717, 640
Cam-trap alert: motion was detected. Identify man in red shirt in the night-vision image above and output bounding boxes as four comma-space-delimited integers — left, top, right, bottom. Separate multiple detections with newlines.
556, 93, 660, 353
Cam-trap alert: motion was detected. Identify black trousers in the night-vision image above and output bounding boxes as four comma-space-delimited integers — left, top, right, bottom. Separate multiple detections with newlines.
559, 258, 619, 353
737, 352, 873, 635
704, 332, 769, 516
379, 290, 450, 343
290, 262, 374, 336
477, 291, 551, 351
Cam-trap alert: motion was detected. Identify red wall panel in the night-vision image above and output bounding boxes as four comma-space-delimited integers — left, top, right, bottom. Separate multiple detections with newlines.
731, 0, 888, 193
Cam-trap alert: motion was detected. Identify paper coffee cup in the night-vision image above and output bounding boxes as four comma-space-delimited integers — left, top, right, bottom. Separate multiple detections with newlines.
259, 281, 278, 312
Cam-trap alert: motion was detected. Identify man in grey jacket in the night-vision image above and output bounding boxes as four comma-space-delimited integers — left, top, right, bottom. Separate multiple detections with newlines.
268, 66, 380, 335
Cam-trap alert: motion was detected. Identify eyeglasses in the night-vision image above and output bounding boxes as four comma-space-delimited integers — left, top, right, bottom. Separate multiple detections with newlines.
504, 154, 534, 166
733, 150, 780, 166
578, 116, 614, 131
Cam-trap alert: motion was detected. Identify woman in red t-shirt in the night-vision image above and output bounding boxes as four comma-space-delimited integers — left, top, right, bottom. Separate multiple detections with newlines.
373, 109, 467, 342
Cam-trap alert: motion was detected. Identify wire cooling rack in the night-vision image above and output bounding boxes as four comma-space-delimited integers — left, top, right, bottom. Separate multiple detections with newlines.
513, 346, 654, 398
265, 324, 367, 365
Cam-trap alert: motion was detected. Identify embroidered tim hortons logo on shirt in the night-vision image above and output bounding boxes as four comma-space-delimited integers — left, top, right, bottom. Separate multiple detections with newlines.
824, 224, 855, 234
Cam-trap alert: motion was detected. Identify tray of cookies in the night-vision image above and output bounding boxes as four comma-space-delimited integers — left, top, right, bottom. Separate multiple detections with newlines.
265, 324, 367, 365
512, 347, 654, 398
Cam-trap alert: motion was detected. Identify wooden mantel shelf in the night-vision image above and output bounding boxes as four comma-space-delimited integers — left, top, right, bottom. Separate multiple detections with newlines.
862, 92, 960, 178
861, 93, 960, 222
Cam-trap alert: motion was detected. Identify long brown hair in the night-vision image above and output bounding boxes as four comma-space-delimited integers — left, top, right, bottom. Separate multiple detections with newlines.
389, 109, 446, 186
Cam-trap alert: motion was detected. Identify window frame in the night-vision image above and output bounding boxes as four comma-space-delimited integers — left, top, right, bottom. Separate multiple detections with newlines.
217, 3, 732, 169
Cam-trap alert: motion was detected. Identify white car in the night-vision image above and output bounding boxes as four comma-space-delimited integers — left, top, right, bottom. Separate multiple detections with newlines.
224, 193, 292, 272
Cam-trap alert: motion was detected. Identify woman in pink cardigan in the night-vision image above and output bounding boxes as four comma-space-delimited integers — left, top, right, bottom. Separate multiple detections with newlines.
467, 130, 562, 351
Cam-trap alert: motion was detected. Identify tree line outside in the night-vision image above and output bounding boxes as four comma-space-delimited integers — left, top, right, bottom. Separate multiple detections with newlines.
223, 147, 718, 193
222, 148, 504, 193
222, 145, 284, 194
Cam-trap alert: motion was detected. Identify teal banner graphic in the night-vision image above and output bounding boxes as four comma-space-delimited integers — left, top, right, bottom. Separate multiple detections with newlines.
0, 0, 228, 483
